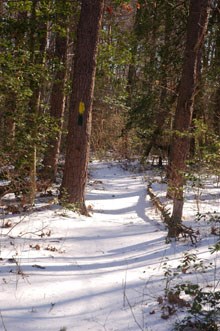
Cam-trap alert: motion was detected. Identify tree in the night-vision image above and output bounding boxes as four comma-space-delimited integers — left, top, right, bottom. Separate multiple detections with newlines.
61, 0, 104, 214
167, 0, 211, 237
0, 0, 70, 202
42, 0, 72, 182
91, 1, 137, 158
125, 0, 187, 160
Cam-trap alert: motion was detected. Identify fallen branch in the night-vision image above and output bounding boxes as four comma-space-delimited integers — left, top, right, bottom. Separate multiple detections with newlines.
147, 183, 171, 224
175, 223, 198, 244
147, 183, 197, 244
0, 185, 13, 200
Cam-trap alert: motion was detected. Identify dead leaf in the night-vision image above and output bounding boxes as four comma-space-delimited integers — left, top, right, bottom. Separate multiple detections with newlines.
2, 220, 12, 228
30, 244, 41, 250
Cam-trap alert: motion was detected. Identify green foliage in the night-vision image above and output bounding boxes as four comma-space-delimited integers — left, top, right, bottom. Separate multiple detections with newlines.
125, 1, 187, 157
0, 0, 73, 190
92, 6, 134, 157
177, 252, 212, 274
196, 211, 220, 223
161, 252, 220, 331
196, 211, 220, 237
174, 288, 220, 331
59, 188, 81, 214
210, 241, 220, 254
191, 119, 220, 175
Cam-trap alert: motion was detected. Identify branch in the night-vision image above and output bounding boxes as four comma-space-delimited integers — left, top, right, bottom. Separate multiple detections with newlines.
0, 311, 7, 331
125, 294, 144, 331
147, 183, 198, 244
147, 183, 171, 224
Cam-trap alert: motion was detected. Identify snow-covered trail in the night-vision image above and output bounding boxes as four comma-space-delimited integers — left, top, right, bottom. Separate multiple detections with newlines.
87, 161, 152, 224
0, 161, 175, 331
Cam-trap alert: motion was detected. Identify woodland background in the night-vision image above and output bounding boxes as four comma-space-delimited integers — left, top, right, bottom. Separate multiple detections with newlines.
0, 2, 220, 330
0, 0, 220, 238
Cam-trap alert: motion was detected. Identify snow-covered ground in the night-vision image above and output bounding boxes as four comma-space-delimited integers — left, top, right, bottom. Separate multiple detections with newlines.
0, 160, 219, 331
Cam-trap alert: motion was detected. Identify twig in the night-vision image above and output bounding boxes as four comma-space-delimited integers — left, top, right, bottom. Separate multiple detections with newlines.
122, 269, 127, 308
6, 214, 27, 236
0, 311, 7, 331
18, 225, 48, 237
125, 294, 145, 331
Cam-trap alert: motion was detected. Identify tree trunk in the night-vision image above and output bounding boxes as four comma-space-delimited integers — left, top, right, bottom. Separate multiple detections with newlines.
42, 29, 68, 182
213, 86, 220, 135
61, 0, 104, 214
26, 0, 38, 205
167, 0, 211, 237
213, 7, 220, 136
0, 0, 3, 17
27, 0, 47, 204
144, 3, 177, 161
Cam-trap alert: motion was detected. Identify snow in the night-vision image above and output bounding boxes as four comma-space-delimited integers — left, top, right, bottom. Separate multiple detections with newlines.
0, 160, 219, 331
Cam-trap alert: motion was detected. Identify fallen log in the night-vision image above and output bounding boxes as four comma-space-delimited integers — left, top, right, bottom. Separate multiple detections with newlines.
147, 183, 197, 244
147, 183, 171, 224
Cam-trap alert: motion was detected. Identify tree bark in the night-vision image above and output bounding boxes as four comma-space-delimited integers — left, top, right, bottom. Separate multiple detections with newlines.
42, 29, 68, 182
61, 0, 104, 214
213, 7, 220, 135
0, 0, 3, 17
167, 0, 211, 237
27, 0, 47, 204
27, 0, 38, 205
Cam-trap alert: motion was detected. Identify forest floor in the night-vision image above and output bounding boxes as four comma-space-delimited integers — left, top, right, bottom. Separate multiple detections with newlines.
0, 159, 220, 331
